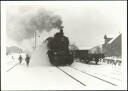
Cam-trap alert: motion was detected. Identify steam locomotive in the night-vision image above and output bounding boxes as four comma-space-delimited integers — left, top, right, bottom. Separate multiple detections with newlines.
45, 26, 73, 66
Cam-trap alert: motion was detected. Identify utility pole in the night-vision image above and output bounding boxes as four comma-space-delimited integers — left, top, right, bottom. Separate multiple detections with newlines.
34, 30, 40, 49
35, 31, 37, 49
101, 44, 102, 54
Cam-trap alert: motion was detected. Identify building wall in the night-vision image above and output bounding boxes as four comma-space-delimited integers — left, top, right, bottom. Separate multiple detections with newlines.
102, 34, 121, 57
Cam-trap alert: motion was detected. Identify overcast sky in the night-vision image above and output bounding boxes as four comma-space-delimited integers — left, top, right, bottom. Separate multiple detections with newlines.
5, 1, 126, 49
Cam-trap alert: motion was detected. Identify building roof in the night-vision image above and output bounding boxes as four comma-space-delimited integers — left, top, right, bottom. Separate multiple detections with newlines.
78, 46, 92, 50
108, 33, 121, 44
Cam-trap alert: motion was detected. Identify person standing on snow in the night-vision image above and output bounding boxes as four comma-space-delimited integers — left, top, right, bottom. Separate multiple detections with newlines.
18, 55, 23, 64
12, 56, 14, 59
25, 54, 30, 67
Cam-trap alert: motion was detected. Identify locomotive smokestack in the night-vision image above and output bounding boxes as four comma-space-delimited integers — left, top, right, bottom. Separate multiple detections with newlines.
60, 26, 64, 36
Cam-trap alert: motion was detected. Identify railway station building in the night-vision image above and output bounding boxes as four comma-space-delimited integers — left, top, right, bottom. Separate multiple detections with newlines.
102, 33, 122, 58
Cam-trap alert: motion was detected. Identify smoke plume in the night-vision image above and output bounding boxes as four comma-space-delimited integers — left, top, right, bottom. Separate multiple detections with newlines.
6, 7, 63, 66
7, 7, 62, 42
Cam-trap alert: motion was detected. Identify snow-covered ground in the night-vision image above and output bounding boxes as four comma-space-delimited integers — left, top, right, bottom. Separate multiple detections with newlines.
71, 61, 122, 86
2, 54, 84, 90
1, 53, 125, 90
3, 65, 85, 90
2, 53, 25, 72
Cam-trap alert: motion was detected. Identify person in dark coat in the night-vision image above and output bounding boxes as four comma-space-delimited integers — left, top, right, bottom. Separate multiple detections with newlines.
25, 54, 30, 67
18, 55, 23, 64
12, 56, 14, 59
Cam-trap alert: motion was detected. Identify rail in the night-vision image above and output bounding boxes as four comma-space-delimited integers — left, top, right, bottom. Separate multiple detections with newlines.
56, 66, 86, 86
69, 66, 118, 86
6, 62, 19, 72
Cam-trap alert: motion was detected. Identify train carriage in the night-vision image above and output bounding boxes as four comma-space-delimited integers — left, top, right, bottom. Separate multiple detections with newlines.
71, 50, 105, 64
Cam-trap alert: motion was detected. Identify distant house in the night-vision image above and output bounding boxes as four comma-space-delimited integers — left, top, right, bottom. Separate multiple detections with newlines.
89, 45, 102, 54
102, 33, 122, 57
69, 43, 79, 50
6, 46, 23, 55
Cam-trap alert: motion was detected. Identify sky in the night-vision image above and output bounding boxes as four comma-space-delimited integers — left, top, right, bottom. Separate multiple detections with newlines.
5, 1, 126, 49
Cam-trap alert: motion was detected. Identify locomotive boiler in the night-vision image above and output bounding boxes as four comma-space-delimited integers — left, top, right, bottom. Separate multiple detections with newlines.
45, 26, 73, 66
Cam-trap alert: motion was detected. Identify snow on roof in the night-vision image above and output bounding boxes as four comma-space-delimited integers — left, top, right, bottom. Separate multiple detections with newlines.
104, 57, 122, 61
108, 34, 121, 44
78, 46, 92, 50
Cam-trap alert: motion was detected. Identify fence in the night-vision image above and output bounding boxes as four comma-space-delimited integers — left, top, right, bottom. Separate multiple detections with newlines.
101, 57, 122, 66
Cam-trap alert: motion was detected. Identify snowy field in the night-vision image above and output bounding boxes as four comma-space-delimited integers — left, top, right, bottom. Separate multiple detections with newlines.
1, 53, 124, 90
1, 53, 26, 72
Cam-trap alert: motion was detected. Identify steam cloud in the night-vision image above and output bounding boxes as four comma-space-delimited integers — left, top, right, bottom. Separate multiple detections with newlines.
30, 42, 51, 67
7, 7, 62, 42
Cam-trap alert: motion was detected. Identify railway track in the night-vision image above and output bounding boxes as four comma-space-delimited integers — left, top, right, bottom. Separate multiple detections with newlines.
56, 66, 118, 87
6, 62, 118, 87
56, 66, 86, 86
6, 62, 19, 72
68, 66, 118, 86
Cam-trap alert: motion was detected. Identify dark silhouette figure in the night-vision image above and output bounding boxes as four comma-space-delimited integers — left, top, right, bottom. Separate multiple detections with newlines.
25, 54, 30, 67
18, 55, 23, 64
12, 56, 14, 60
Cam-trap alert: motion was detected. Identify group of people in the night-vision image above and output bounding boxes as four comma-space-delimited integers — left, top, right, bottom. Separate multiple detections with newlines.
18, 54, 30, 67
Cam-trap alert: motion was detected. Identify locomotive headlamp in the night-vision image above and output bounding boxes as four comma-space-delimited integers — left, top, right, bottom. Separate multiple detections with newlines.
54, 52, 57, 55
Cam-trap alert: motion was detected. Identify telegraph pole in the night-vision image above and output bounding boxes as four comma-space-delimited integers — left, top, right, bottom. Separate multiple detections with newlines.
101, 44, 102, 54
35, 31, 37, 49
34, 30, 40, 49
